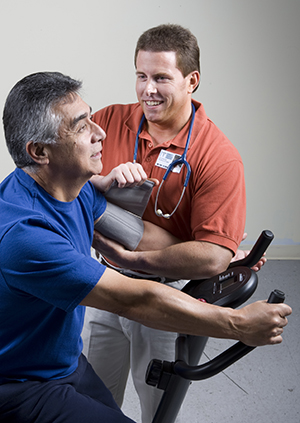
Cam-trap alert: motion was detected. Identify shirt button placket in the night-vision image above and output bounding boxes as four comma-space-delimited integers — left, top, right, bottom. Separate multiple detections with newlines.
142, 141, 154, 174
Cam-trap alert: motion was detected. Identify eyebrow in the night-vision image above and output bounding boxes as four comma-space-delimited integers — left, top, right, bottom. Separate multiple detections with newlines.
70, 106, 92, 129
136, 70, 171, 78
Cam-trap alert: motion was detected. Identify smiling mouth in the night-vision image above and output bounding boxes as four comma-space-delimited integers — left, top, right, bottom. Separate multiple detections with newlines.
91, 152, 101, 158
145, 101, 162, 106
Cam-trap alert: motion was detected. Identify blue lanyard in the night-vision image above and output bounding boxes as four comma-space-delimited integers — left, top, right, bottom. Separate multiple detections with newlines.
134, 103, 195, 218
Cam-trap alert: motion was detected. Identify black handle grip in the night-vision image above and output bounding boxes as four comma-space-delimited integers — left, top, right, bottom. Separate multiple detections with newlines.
267, 289, 285, 304
229, 230, 274, 269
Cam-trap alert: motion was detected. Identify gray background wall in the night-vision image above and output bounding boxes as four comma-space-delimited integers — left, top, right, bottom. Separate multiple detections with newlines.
1, 0, 299, 258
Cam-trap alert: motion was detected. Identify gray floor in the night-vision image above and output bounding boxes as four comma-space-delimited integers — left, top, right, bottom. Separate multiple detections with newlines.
121, 260, 300, 423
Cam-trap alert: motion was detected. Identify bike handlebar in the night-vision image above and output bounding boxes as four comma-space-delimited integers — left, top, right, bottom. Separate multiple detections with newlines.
172, 289, 285, 381
228, 229, 274, 269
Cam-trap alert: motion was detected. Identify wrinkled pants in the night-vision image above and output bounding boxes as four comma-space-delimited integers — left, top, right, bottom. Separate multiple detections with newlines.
0, 354, 135, 423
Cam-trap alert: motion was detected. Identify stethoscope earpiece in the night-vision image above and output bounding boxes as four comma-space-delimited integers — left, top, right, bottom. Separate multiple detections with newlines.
134, 103, 196, 219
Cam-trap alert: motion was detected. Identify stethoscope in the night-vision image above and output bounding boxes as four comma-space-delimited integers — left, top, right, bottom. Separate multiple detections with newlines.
133, 103, 195, 219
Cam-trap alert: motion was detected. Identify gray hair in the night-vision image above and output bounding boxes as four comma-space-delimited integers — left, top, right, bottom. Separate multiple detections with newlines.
2, 72, 82, 168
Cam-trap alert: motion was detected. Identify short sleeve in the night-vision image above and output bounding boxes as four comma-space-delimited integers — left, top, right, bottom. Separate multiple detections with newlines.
0, 220, 106, 312
191, 159, 246, 254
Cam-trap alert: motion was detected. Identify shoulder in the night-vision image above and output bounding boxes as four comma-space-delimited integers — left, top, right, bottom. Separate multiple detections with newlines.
0, 169, 43, 240
80, 181, 107, 219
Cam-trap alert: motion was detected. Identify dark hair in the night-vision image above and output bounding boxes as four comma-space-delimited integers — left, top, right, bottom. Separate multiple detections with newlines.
134, 24, 200, 88
2, 72, 82, 168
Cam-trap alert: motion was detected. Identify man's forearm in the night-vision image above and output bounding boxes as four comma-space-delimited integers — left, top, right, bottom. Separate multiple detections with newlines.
81, 268, 236, 339
93, 231, 232, 280
81, 268, 292, 347
124, 242, 232, 279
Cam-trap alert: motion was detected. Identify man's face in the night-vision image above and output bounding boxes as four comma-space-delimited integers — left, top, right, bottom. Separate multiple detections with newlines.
50, 95, 105, 179
135, 50, 193, 127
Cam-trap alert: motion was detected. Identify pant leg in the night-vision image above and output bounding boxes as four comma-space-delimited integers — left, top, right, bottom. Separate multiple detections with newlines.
82, 307, 130, 407
0, 355, 135, 423
82, 309, 171, 423
127, 321, 178, 423
82, 280, 187, 423
127, 280, 187, 423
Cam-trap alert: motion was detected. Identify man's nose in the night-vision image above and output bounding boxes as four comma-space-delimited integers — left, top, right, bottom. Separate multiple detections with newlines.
146, 81, 157, 96
92, 121, 106, 143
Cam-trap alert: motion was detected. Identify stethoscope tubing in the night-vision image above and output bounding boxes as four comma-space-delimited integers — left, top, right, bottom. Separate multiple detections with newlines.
134, 103, 195, 218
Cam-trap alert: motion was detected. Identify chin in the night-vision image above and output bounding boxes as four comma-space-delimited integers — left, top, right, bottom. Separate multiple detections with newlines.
96, 163, 103, 175
144, 112, 161, 123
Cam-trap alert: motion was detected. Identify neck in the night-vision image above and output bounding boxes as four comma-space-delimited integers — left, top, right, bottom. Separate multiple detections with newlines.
147, 103, 193, 146
24, 168, 87, 202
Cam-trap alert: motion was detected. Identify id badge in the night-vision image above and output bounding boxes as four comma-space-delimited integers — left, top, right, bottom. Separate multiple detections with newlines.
155, 150, 183, 173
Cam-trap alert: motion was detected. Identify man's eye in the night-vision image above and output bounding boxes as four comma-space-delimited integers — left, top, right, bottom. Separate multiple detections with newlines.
78, 124, 87, 133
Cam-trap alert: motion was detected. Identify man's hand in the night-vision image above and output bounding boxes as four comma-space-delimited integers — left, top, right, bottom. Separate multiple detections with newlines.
231, 233, 267, 272
91, 162, 148, 193
93, 230, 129, 266
233, 300, 292, 346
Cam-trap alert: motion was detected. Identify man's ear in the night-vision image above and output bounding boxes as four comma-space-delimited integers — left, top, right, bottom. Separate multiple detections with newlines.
26, 141, 49, 165
187, 71, 200, 94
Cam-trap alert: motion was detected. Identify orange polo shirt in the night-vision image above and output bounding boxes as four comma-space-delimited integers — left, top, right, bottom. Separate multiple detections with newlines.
93, 100, 246, 254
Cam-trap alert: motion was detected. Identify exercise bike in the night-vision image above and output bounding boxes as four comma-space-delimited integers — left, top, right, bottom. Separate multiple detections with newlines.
146, 230, 285, 423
